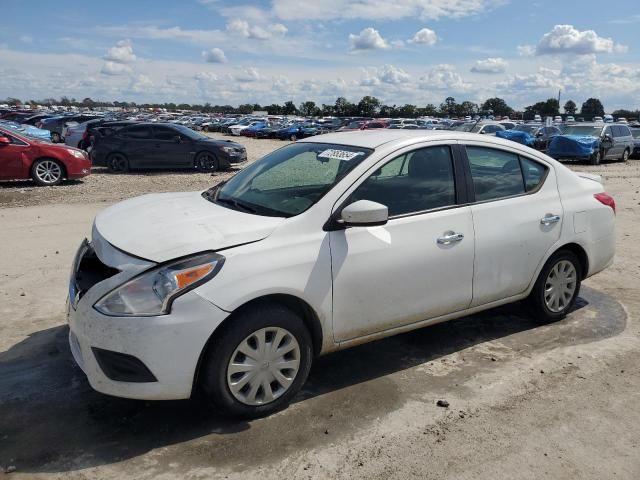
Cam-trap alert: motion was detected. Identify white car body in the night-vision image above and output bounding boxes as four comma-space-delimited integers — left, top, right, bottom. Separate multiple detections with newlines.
67, 130, 616, 403
63, 120, 94, 148
229, 122, 259, 136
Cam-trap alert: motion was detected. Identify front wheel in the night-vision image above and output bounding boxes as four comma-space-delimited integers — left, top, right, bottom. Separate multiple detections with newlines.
590, 149, 601, 165
290, 134, 297, 142
528, 250, 582, 322
31, 158, 64, 186
200, 304, 313, 418
106, 153, 129, 173
195, 152, 219, 172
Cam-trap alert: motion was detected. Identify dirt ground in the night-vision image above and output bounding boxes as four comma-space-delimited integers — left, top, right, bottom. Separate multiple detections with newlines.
1, 135, 640, 479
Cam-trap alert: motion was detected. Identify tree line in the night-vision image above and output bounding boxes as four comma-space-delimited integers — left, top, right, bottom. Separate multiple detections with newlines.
3, 95, 635, 119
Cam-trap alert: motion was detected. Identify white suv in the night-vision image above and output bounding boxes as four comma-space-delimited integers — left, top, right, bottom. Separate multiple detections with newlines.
68, 130, 616, 417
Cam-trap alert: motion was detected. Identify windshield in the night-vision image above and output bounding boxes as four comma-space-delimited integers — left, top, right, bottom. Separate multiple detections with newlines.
207, 142, 373, 217
513, 124, 538, 134
452, 122, 474, 132
562, 125, 602, 136
172, 124, 208, 140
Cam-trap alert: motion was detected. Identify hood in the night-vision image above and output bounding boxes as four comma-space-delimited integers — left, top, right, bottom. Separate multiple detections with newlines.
94, 191, 285, 263
548, 134, 599, 158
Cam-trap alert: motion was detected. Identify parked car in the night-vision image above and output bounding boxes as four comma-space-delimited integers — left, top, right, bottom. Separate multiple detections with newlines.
630, 128, 640, 159
452, 121, 505, 135
548, 123, 634, 165
0, 126, 91, 186
38, 114, 101, 142
90, 123, 246, 172
0, 120, 52, 142
240, 121, 271, 138
67, 130, 615, 417
497, 124, 561, 151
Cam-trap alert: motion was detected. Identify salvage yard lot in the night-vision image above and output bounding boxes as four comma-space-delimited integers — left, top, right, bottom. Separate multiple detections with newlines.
1, 137, 640, 479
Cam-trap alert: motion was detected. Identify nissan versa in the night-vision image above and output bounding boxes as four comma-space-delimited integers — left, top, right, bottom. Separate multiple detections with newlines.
68, 130, 616, 417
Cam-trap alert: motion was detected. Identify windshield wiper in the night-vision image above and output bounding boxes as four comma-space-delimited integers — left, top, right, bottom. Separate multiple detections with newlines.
215, 197, 258, 214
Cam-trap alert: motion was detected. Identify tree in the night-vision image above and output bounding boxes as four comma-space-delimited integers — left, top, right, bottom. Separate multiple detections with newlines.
563, 100, 577, 115
420, 104, 438, 116
283, 100, 298, 115
4, 97, 21, 106
581, 98, 605, 117
525, 98, 560, 117
357, 96, 381, 117
481, 97, 513, 117
237, 103, 253, 114
379, 104, 398, 117
320, 104, 335, 116
439, 97, 457, 116
398, 104, 417, 118
334, 97, 354, 117
81, 97, 95, 109
456, 101, 479, 117
299, 101, 319, 116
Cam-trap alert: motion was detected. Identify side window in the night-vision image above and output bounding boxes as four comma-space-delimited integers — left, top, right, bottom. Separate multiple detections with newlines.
466, 146, 524, 201
348, 146, 456, 217
620, 126, 631, 137
153, 126, 178, 141
604, 126, 613, 138
520, 157, 548, 191
120, 126, 151, 139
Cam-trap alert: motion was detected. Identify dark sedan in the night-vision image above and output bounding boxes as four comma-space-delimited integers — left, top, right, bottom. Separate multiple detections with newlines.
90, 123, 247, 173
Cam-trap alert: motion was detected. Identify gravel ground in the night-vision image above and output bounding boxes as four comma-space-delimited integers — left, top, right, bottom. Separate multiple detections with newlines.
0, 133, 289, 207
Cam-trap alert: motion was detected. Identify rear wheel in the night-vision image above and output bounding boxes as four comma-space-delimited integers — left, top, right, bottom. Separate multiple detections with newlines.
290, 134, 297, 141
621, 148, 630, 162
31, 158, 64, 186
195, 152, 219, 172
200, 303, 313, 418
528, 250, 582, 322
589, 149, 601, 165
106, 153, 129, 173
51, 132, 61, 143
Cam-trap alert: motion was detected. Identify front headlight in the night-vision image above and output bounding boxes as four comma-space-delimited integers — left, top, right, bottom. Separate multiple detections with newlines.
94, 252, 224, 316
66, 148, 85, 159
221, 146, 242, 155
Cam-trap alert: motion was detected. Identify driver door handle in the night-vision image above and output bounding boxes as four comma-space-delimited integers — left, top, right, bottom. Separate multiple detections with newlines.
540, 214, 561, 225
437, 232, 464, 245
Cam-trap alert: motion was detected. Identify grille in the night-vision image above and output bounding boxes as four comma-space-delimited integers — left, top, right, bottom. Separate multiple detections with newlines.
75, 246, 120, 302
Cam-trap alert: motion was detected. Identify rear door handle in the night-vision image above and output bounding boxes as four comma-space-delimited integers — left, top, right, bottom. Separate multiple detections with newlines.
437, 231, 464, 245
540, 214, 561, 225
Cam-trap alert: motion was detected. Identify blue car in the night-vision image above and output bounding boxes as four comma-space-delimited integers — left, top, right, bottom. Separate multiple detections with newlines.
0, 121, 51, 142
276, 123, 306, 141
548, 123, 634, 165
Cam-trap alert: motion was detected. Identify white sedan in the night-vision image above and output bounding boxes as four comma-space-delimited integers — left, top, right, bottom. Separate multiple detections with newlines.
67, 130, 616, 417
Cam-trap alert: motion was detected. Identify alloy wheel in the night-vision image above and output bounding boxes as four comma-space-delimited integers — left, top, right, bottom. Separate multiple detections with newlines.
109, 155, 127, 172
544, 260, 577, 313
34, 160, 62, 185
226, 327, 301, 406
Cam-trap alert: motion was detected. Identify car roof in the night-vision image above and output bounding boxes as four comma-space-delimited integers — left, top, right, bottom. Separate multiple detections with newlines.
299, 129, 511, 149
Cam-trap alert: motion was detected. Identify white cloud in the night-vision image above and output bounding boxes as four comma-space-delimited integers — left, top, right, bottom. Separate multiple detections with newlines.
418, 64, 470, 91
226, 19, 287, 40
19, 35, 33, 44
360, 65, 410, 86
202, 47, 227, 63
103, 40, 136, 64
471, 57, 507, 74
409, 28, 438, 46
97, 25, 225, 45
129, 74, 154, 92
536, 25, 625, 55
517, 44, 535, 57
235, 67, 261, 82
349, 27, 389, 51
271, 0, 505, 21
100, 61, 132, 76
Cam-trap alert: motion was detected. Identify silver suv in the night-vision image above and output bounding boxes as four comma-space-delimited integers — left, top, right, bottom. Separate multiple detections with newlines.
560, 123, 634, 164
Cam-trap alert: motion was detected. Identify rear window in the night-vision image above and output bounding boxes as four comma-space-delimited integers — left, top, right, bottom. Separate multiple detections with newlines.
120, 125, 151, 139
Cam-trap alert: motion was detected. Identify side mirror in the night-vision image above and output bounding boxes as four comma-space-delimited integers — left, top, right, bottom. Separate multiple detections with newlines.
340, 200, 388, 227
0, 136, 10, 145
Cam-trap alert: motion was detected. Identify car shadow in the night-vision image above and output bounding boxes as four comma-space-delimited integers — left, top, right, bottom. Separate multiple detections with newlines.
0, 179, 84, 189
0, 286, 626, 474
90, 167, 240, 176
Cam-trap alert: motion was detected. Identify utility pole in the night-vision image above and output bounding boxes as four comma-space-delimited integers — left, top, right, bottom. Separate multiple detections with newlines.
558, 89, 561, 115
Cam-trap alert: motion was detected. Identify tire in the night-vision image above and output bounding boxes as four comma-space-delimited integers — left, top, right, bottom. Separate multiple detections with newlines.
51, 132, 61, 143
527, 250, 582, 322
106, 152, 129, 173
621, 148, 630, 162
200, 303, 313, 418
31, 158, 64, 186
589, 149, 601, 165
195, 151, 219, 172
290, 134, 297, 142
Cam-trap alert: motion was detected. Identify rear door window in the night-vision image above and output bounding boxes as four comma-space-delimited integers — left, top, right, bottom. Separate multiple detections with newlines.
466, 146, 525, 201
120, 126, 151, 139
152, 126, 178, 141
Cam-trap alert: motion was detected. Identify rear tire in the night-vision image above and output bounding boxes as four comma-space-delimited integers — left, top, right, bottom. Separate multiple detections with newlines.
290, 134, 297, 141
106, 153, 129, 173
200, 303, 313, 418
527, 250, 582, 322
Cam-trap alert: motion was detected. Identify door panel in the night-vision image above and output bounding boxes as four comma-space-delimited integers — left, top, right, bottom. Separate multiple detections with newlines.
465, 146, 563, 306
329, 144, 473, 343
0, 135, 29, 179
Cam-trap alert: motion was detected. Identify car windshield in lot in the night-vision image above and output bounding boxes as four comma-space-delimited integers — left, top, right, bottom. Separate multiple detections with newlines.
562, 125, 602, 136
513, 124, 538, 134
206, 142, 373, 217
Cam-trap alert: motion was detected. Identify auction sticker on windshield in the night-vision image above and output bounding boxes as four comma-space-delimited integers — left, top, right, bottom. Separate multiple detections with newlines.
318, 149, 364, 161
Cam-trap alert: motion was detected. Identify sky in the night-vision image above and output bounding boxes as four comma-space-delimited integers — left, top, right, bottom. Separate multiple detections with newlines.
1, 0, 639, 111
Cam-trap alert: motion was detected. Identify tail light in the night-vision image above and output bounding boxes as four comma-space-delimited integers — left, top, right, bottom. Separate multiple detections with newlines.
594, 192, 616, 215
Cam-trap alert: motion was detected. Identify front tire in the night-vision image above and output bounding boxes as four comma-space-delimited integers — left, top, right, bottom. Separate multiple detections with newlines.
590, 149, 601, 165
621, 148, 630, 162
195, 152, 219, 172
528, 250, 582, 322
200, 304, 313, 418
31, 158, 64, 186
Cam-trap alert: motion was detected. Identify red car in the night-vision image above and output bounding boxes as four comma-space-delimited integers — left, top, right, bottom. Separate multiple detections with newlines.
0, 127, 91, 186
